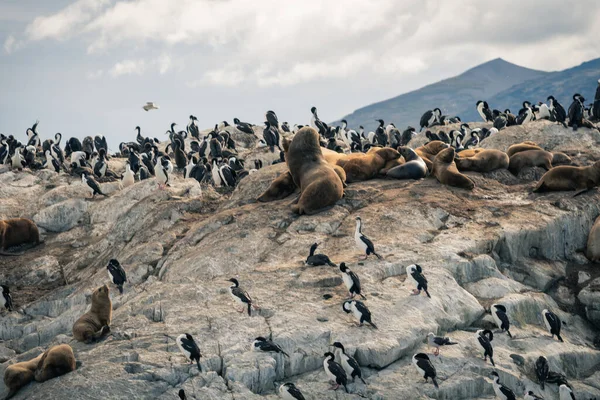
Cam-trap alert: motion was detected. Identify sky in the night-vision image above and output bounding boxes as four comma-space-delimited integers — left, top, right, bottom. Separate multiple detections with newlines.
1, 0, 600, 149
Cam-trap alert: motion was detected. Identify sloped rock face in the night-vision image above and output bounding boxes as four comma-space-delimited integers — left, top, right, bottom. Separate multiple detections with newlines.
1, 121, 600, 400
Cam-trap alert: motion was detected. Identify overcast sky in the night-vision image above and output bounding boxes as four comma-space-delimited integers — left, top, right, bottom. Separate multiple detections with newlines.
1, 0, 599, 148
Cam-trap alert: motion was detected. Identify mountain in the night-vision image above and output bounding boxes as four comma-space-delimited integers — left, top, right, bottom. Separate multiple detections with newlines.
334, 58, 549, 132
464, 57, 600, 120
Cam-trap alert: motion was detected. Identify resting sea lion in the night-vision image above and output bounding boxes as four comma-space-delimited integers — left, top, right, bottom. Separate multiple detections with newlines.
72, 284, 112, 343
0, 218, 40, 256
455, 149, 509, 173
551, 152, 572, 166
3, 353, 43, 399
587, 215, 600, 262
533, 161, 600, 193
286, 127, 344, 215
343, 148, 400, 182
506, 141, 541, 157
415, 141, 449, 172
387, 147, 427, 180
508, 150, 553, 175
34, 344, 76, 383
257, 171, 296, 202
432, 147, 475, 190
457, 148, 484, 158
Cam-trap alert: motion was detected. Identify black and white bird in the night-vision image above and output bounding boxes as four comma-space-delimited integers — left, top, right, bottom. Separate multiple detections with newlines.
233, 118, 254, 134
43, 150, 60, 173
305, 243, 336, 267
211, 159, 236, 187
251, 336, 289, 357
547, 96, 567, 127
524, 390, 545, 400
310, 107, 328, 136
187, 115, 200, 139
419, 108, 442, 131
82, 173, 107, 198
406, 264, 430, 298
228, 278, 254, 316
476, 101, 494, 122
542, 309, 564, 342
93, 149, 108, 178
491, 304, 512, 338
263, 121, 280, 153
155, 156, 173, 188
535, 356, 549, 390
426, 332, 457, 356
106, 259, 127, 294
535, 102, 551, 120
490, 371, 516, 400
278, 383, 305, 400
265, 110, 280, 131
517, 101, 535, 125
26, 120, 41, 147
178, 389, 187, 400
476, 329, 495, 366
340, 263, 365, 299
342, 300, 377, 329
412, 353, 438, 389
332, 342, 366, 384
281, 122, 291, 133
568, 94, 586, 130
1, 285, 13, 312
354, 217, 382, 260
176, 333, 202, 371
323, 352, 348, 393
559, 384, 575, 400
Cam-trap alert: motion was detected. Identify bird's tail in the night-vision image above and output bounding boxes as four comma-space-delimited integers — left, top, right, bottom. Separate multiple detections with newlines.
282, 351, 290, 358
432, 377, 439, 389
374, 252, 383, 260
506, 329, 512, 338
118, 285, 124, 295
269, 146, 275, 153
557, 333, 564, 342
447, 341, 458, 345
425, 289, 431, 298
328, 262, 337, 267
369, 321, 378, 330
343, 384, 349, 393
247, 302, 252, 316
359, 293, 367, 300
540, 382, 545, 390
490, 356, 495, 367
196, 359, 202, 372
360, 376, 366, 385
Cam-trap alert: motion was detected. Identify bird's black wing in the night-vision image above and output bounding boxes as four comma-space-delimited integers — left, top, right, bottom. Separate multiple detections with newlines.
180, 337, 200, 357
87, 178, 103, 195
354, 301, 371, 320
412, 270, 428, 290
478, 335, 493, 357
232, 287, 252, 303
220, 166, 236, 187
349, 271, 361, 293
499, 385, 516, 400
360, 235, 375, 253
109, 263, 127, 283
286, 384, 305, 400
483, 107, 494, 122
433, 336, 449, 346
497, 310, 510, 330
258, 340, 284, 353
416, 358, 436, 377
328, 360, 347, 384
420, 111, 433, 129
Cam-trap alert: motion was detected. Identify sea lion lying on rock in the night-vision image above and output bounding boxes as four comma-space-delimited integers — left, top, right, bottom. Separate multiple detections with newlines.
432, 147, 475, 190
416, 141, 449, 172
506, 141, 571, 166
0, 218, 40, 256
457, 148, 484, 158
455, 149, 509, 173
342, 148, 400, 182
285, 127, 345, 215
34, 344, 77, 383
72, 284, 112, 343
533, 161, 600, 193
3, 353, 43, 399
508, 150, 553, 175
387, 147, 427, 180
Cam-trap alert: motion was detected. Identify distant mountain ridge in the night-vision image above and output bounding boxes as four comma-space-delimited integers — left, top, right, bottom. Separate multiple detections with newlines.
334, 57, 600, 131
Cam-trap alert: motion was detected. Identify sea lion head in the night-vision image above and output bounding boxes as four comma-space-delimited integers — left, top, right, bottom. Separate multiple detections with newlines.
436, 147, 456, 164
424, 140, 450, 155
92, 284, 110, 301
375, 147, 401, 161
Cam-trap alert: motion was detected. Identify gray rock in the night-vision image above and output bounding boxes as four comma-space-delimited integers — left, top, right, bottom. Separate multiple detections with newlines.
33, 198, 88, 232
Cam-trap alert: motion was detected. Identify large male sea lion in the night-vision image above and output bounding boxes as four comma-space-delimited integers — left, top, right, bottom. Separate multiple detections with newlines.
72, 284, 112, 343
386, 147, 427, 180
432, 147, 475, 190
0, 218, 40, 256
286, 127, 344, 215
533, 161, 600, 193
415, 141, 449, 172
342, 148, 400, 182
3, 352, 43, 399
508, 150, 553, 175
455, 149, 509, 173
34, 344, 76, 383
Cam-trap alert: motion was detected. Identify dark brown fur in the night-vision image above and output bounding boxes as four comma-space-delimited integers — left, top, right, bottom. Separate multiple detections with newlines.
455, 149, 509, 173
343, 148, 401, 182
534, 161, 600, 192
257, 171, 297, 202
551, 152, 572, 166
0, 218, 40, 256
416, 141, 449, 172
34, 344, 76, 383
508, 150, 553, 175
432, 147, 475, 190
3, 353, 43, 399
72, 285, 112, 343
286, 127, 344, 215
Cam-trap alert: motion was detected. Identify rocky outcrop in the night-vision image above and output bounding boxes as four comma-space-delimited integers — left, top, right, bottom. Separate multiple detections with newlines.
1, 120, 600, 399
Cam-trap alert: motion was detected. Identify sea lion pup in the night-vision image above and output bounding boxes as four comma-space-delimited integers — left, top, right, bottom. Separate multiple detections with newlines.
34, 344, 76, 383
0, 218, 40, 256
387, 147, 427, 180
286, 127, 344, 215
343, 148, 401, 182
257, 171, 296, 202
455, 149, 509, 173
533, 160, 600, 193
432, 147, 475, 190
587, 215, 600, 262
415, 141, 449, 172
508, 149, 553, 175
506, 141, 542, 157
3, 352, 43, 399
72, 284, 112, 343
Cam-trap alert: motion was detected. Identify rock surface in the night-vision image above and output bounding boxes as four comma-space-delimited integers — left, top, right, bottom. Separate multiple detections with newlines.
1, 120, 600, 399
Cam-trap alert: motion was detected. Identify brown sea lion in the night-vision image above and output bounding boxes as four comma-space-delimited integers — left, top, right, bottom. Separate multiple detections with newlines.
3, 352, 43, 399
508, 150, 553, 175
0, 218, 40, 256
72, 284, 112, 343
286, 127, 344, 215
257, 171, 296, 202
432, 147, 475, 190
455, 149, 509, 173
533, 161, 600, 193
587, 215, 600, 262
551, 152, 572, 166
415, 141, 450, 172
343, 148, 401, 182
506, 141, 541, 157
457, 148, 484, 158
33, 344, 76, 383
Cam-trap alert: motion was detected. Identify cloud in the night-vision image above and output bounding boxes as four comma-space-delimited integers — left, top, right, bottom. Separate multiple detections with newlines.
156, 54, 171, 75
109, 59, 145, 77
3, 35, 17, 54
86, 69, 103, 79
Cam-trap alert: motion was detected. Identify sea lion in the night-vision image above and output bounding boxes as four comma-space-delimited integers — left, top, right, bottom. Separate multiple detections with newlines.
286, 127, 344, 215
3, 353, 43, 399
432, 147, 475, 190
508, 150, 553, 175
533, 161, 600, 193
551, 152, 572, 166
457, 148, 484, 158
0, 218, 40, 256
387, 147, 427, 180
587, 215, 600, 262
455, 149, 509, 173
415, 141, 449, 172
343, 148, 401, 182
34, 344, 76, 383
506, 141, 541, 157
257, 171, 296, 202
72, 284, 112, 343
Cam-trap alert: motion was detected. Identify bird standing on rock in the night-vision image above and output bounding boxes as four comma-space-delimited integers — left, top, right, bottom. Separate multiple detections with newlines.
252, 337, 289, 357
406, 264, 430, 297
323, 352, 348, 393
332, 342, 366, 384
491, 304, 512, 338
476, 329, 495, 366
426, 332, 457, 356
340, 263, 365, 299
354, 217, 382, 260
542, 309, 564, 342
82, 173, 107, 198
176, 333, 202, 371
342, 300, 377, 329
278, 383, 305, 400
490, 371, 516, 400
1, 285, 13, 312
305, 243, 336, 266
228, 278, 256, 316
412, 353, 439, 389
106, 259, 127, 294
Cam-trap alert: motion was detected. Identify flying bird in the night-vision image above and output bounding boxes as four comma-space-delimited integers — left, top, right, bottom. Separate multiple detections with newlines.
142, 102, 159, 111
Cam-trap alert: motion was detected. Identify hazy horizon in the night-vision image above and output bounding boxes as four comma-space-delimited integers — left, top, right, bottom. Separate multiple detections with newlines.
2, 0, 600, 149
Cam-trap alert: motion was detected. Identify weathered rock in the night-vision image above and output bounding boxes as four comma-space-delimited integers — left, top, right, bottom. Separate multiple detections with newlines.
33, 198, 88, 232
